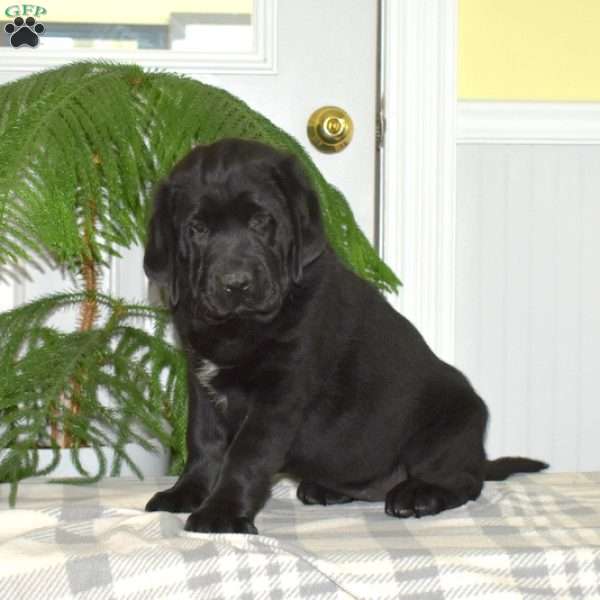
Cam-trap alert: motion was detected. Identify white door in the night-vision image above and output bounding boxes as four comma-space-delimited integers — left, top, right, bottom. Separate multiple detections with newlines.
220, 1, 378, 239
0, 0, 378, 312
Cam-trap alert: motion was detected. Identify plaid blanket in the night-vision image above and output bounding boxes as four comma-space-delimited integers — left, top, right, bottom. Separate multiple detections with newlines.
2, 472, 600, 599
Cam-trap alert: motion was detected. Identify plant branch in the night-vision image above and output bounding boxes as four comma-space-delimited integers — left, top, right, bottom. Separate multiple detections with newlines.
52, 198, 99, 448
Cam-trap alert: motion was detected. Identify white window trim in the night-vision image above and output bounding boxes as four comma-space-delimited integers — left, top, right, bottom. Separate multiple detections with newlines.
0, 0, 277, 75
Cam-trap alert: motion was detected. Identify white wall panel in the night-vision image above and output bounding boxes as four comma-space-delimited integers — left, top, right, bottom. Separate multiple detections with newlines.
456, 144, 600, 471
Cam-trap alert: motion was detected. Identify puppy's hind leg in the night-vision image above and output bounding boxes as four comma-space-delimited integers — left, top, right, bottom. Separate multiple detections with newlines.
385, 387, 488, 519
385, 473, 482, 518
297, 480, 354, 506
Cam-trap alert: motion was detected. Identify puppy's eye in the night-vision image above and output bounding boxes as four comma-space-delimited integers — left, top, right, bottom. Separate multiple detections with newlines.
188, 221, 209, 238
249, 213, 272, 231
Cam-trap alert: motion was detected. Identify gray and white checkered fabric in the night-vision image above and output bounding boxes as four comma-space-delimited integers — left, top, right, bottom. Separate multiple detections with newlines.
2, 473, 600, 599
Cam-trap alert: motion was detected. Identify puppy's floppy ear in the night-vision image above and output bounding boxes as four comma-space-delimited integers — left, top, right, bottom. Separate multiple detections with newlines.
276, 155, 327, 283
143, 181, 180, 306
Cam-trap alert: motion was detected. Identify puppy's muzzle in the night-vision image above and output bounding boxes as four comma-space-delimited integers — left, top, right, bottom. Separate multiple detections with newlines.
202, 261, 279, 322
219, 270, 254, 304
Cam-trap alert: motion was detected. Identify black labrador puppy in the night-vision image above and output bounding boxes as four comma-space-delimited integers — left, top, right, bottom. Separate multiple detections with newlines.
144, 138, 547, 534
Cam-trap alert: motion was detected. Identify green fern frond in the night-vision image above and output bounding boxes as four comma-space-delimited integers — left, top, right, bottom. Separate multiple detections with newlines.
0, 62, 150, 271
0, 61, 400, 290
0, 291, 186, 503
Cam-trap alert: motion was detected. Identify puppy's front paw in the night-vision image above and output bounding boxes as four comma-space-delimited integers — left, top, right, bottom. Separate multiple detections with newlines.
145, 486, 204, 514
185, 507, 258, 534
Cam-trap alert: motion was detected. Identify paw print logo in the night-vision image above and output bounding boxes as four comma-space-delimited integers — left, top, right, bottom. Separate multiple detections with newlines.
4, 16, 45, 48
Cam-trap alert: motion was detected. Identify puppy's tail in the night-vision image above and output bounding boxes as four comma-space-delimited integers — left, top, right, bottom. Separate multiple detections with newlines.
484, 457, 549, 481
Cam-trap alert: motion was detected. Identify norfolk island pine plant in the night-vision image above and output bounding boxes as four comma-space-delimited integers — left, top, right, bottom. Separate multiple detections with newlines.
0, 61, 400, 504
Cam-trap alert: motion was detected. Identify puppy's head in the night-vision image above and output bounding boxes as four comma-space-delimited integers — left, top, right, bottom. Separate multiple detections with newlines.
144, 139, 326, 324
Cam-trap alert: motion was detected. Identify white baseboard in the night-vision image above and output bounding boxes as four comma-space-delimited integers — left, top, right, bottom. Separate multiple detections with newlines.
458, 101, 600, 145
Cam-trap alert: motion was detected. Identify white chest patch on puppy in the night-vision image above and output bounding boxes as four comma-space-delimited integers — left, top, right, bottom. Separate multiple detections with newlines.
195, 359, 227, 410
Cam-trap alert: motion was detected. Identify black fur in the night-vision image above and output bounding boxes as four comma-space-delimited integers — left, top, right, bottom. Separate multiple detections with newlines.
144, 139, 548, 533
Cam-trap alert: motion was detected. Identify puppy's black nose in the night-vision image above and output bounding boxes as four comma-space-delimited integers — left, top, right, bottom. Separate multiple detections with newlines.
220, 271, 253, 296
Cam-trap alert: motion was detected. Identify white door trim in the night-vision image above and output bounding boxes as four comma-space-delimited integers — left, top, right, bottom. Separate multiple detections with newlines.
458, 101, 600, 145
381, 0, 457, 362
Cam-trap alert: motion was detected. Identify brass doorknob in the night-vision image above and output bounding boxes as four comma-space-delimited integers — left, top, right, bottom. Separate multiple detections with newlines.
307, 106, 354, 153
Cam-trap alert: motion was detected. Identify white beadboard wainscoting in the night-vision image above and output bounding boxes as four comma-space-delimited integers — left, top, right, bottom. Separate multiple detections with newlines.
455, 129, 600, 472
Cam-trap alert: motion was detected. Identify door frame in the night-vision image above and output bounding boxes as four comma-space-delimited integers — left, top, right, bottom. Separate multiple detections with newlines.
379, 0, 458, 362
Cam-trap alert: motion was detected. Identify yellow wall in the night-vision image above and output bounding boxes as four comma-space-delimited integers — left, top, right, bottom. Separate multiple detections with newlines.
459, 0, 600, 101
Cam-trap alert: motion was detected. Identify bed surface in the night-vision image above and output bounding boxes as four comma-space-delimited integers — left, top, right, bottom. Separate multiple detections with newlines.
2, 472, 600, 599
